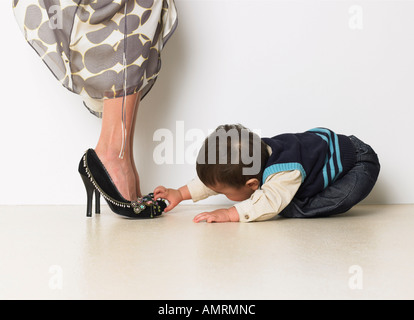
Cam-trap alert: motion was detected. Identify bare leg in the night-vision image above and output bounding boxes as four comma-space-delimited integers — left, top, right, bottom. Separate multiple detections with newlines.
95, 92, 142, 201
130, 96, 142, 198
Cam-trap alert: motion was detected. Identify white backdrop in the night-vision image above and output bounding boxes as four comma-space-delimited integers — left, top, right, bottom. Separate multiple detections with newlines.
1, 0, 413, 205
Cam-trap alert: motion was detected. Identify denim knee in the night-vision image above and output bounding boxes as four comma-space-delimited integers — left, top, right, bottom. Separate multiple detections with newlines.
349, 135, 380, 181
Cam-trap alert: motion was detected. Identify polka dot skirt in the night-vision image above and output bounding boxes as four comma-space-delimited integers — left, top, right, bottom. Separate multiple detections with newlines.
13, 0, 178, 117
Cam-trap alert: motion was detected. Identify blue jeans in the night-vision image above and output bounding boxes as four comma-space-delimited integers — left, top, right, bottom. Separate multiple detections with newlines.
279, 135, 380, 218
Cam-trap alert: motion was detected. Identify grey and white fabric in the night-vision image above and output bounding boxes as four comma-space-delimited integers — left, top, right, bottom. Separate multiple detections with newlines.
13, 0, 178, 117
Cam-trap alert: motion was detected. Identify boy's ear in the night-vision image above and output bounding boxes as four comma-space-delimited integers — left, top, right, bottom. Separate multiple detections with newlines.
245, 178, 260, 191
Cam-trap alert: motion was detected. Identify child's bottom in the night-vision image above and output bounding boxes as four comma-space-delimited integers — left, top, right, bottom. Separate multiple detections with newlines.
279, 135, 380, 218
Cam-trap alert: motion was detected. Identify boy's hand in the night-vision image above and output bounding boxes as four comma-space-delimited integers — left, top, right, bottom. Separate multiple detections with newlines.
193, 207, 240, 223
153, 186, 183, 213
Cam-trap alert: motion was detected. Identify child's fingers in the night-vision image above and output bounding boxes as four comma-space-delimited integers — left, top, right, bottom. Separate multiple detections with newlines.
164, 202, 176, 213
193, 213, 203, 223
153, 186, 167, 199
153, 186, 165, 194
193, 212, 209, 223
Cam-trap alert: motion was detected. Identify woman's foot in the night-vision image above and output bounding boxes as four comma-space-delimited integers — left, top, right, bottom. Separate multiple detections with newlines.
79, 149, 166, 218
94, 148, 138, 201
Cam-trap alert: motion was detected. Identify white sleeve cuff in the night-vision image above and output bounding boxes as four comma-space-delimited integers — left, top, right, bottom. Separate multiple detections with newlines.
186, 176, 218, 202
234, 201, 254, 222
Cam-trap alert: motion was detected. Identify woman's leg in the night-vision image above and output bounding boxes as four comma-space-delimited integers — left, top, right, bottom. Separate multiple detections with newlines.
129, 96, 142, 198
94, 92, 142, 201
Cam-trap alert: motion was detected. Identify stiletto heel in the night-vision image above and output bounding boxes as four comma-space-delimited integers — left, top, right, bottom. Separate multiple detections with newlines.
95, 189, 101, 214
78, 149, 167, 219
80, 161, 101, 216
80, 174, 95, 217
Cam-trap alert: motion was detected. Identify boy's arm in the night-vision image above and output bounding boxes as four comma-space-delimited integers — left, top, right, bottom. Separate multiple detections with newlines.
235, 170, 302, 222
178, 185, 192, 201
153, 177, 218, 213
153, 186, 187, 212
186, 176, 219, 202
193, 171, 302, 223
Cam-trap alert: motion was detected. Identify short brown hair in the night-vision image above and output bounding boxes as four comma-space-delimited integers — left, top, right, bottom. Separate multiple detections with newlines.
196, 124, 269, 188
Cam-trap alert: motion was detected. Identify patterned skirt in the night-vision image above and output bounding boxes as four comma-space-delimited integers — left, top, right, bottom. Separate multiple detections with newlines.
12, 0, 178, 117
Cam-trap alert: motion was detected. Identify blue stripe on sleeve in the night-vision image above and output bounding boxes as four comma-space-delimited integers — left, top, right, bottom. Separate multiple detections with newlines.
262, 162, 306, 184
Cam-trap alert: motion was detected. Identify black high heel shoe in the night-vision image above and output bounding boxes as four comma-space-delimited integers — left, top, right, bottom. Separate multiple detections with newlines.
78, 149, 166, 218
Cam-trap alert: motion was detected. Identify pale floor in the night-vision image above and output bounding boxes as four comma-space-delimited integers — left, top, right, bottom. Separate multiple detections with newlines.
0, 204, 413, 300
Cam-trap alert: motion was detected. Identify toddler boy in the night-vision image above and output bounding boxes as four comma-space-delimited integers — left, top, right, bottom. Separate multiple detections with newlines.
153, 124, 380, 223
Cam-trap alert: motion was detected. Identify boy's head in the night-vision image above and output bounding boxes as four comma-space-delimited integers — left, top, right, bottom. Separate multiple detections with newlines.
196, 124, 269, 201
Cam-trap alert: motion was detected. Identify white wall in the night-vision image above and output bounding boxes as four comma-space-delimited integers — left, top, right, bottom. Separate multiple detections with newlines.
1, 0, 413, 205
